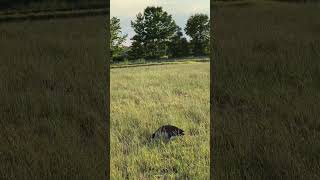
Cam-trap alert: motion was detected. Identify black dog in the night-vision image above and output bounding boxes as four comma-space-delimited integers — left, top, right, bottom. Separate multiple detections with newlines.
152, 125, 184, 140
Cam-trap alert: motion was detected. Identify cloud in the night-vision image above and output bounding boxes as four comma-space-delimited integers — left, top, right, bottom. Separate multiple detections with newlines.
110, 0, 209, 46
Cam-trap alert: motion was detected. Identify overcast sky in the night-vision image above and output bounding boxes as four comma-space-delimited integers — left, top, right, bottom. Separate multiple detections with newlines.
110, 0, 209, 46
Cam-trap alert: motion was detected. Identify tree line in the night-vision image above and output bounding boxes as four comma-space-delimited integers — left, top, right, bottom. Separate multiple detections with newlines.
110, 6, 210, 62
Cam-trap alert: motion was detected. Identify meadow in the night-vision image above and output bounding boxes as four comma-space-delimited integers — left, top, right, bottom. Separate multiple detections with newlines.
212, 1, 320, 179
0, 16, 107, 179
110, 62, 210, 179
1, 0, 319, 179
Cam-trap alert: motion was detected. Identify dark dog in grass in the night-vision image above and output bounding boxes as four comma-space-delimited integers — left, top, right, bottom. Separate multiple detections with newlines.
151, 125, 184, 141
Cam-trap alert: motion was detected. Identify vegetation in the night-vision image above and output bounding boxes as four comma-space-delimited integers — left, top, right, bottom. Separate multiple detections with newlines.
185, 13, 210, 56
167, 27, 190, 58
130, 6, 179, 60
3, 1, 319, 179
110, 16, 128, 62
0, 16, 107, 179
212, 1, 320, 179
111, 57, 209, 68
110, 6, 210, 62
111, 62, 210, 179
0, 8, 107, 22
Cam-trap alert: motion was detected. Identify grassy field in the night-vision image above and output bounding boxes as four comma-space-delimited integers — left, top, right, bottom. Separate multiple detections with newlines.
0, 16, 107, 179
110, 62, 210, 179
212, 1, 320, 179
0, 8, 107, 22
1, 1, 320, 179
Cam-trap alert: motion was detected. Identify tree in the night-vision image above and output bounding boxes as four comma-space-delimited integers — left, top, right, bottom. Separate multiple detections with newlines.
185, 13, 210, 56
128, 41, 144, 60
130, 6, 178, 60
110, 16, 127, 61
167, 27, 190, 58
127, 13, 145, 60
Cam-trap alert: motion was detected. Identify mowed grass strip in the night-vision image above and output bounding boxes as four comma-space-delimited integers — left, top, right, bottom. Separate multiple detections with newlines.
111, 62, 210, 179
111, 59, 209, 69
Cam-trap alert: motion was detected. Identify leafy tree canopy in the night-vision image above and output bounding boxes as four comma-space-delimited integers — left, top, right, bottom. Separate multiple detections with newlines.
185, 13, 210, 56
168, 27, 190, 58
110, 16, 127, 61
130, 6, 178, 60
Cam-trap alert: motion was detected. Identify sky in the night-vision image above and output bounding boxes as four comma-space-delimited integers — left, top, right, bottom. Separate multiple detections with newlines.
110, 0, 210, 46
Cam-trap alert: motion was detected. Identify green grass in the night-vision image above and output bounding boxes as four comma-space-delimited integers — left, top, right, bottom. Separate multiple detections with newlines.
1, 1, 319, 179
212, 1, 320, 179
111, 58, 209, 69
0, 16, 107, 179
110, 62, 210, 179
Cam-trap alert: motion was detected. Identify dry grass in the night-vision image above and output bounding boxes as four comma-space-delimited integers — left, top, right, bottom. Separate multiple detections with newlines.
111, 62, 210, 179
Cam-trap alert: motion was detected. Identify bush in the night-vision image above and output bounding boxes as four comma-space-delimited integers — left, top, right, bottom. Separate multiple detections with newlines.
112, 55, 126, 62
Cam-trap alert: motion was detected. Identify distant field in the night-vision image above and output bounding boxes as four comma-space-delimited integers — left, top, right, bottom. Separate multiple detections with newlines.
212, 1, 320, 179
110, 62, 210, 179
0, 16, 107, 179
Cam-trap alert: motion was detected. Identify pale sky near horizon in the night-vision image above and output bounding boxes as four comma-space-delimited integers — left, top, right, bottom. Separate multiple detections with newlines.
110, 0, 209, 46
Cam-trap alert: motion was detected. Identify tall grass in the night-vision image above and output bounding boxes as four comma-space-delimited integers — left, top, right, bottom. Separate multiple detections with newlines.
0, 16, 107, 179
111, 62, 210, 179
212, 1, 320, 179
